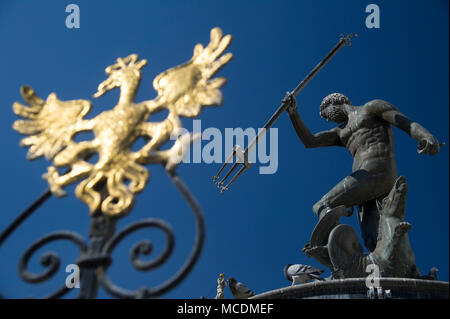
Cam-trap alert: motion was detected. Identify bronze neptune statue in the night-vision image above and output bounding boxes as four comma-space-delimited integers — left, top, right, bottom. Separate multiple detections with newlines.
284, 92, 443, 278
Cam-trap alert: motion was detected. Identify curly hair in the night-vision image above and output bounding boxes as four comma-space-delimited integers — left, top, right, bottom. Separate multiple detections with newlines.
320, 93, 352, 113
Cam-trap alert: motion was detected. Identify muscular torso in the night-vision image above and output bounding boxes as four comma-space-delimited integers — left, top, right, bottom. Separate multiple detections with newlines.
337, 106, 397, 176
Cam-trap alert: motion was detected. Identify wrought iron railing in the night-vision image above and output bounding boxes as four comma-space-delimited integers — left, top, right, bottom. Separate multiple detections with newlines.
0, 169, 205, 299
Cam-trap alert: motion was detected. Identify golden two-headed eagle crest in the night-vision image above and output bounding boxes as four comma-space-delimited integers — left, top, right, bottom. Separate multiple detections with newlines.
13, 27, 232, 217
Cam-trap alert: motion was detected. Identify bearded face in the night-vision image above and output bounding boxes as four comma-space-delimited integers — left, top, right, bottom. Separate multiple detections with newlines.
320, 104, 347, 123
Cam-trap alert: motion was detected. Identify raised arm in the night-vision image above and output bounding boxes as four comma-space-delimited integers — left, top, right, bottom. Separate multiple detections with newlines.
366, 99, 441, 155
284, 93, 343, 148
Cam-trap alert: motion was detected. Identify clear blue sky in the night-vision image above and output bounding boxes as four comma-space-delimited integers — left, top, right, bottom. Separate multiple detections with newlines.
0, 0, 448, 298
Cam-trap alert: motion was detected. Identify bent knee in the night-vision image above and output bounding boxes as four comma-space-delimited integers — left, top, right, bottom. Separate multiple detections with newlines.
313, 200, 329, 216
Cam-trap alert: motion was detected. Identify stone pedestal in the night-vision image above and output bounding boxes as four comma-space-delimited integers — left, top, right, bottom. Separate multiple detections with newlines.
251, 278, 449, 299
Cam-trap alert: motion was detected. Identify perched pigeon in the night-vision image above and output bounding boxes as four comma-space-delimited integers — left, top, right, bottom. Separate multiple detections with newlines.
283, 264, 325, 286
421, 267, 439, 280
228, 277, 255, 299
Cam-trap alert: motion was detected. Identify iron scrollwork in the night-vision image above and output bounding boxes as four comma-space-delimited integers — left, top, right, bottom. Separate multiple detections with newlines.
97, 171, 205, 299
3, 169, 205, 298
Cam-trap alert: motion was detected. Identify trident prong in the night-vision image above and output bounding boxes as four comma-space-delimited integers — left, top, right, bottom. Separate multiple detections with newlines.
213, 145, 252, 192
213, 146, 238, 184
219, 164, 249, 193
340, 33, 358, 46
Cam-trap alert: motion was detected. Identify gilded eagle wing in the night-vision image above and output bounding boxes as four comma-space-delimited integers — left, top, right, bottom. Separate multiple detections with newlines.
13, 86, 92, 160
152, 27, 232, 117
